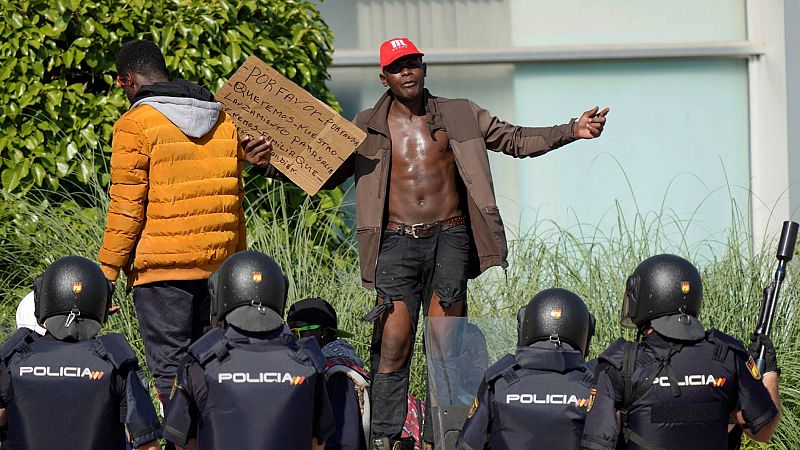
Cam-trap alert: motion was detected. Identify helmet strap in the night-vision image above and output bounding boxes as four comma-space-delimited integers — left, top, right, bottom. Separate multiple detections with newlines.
549, 334, 562, 348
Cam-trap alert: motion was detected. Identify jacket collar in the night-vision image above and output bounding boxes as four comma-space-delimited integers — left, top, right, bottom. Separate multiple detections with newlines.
363, 89, 445, 137
515, 345, 586, 373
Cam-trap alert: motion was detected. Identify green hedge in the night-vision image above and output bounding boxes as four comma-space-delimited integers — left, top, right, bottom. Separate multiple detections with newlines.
0, 0, 337, 194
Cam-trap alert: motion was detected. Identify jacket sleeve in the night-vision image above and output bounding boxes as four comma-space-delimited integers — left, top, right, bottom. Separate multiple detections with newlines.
320, 110, 367, 191
734, 352, 778, 433
236, 146, 247, 252
313, 371, 337, 444
471, 101, 578, 158
320, 153, 354, 191
325, 374, 362, 450
456, 380, 492, 450
122, 367, 163, 447
163, 361, 202, 447
581, 362, 622, 450
97, 115, 150, 281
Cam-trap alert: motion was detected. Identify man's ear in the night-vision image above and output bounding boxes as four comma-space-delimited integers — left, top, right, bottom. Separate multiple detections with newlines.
379, 72, 387, 87
422, 62, 427, 77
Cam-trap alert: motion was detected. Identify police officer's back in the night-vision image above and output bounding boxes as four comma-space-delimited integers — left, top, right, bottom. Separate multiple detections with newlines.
457, 288, 596, 450
581, 254, 781, 450
0, 256, 161, 450
163, 251, 336, 450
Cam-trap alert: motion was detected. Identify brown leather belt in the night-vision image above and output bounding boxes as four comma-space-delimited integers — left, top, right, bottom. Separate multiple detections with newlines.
385, 215, 466, 238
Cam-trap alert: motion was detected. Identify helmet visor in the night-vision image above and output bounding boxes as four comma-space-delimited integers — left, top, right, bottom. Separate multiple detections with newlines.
620, 290, 636, 328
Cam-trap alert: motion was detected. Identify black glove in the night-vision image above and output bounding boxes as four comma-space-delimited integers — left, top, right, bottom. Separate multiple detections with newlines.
747, 333, 780, 376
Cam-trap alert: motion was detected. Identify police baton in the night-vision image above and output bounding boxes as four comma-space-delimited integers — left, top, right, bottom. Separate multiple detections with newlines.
754, 220, 798, 374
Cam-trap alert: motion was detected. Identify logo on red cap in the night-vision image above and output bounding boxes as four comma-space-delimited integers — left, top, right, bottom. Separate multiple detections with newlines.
380, 37, 424, 68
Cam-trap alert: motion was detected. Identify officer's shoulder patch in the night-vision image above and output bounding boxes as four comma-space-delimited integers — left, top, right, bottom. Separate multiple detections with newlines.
96, 333, 137, 369
484, 353, 516, 384
586, 388, 597, 413
745, 355, 762, 380
467, 396, 479, 419
293, 336, 326, 372
0, 328, 35, 362
169, 376, 179, 401
598, 338, 627, 370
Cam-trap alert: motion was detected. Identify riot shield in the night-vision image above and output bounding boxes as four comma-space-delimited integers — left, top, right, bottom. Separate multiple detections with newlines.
424, 317, 517, 450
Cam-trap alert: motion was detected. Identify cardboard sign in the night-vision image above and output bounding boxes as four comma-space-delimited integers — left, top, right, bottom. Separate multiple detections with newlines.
216, 56, 365, 195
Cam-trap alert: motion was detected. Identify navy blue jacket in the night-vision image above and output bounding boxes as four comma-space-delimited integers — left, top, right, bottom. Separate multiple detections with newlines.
163, 325, 336, 449
458, 345, 594, 450
581, 331, 777, 450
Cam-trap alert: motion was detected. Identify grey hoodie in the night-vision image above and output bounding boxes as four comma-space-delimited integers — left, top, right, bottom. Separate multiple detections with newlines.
130, 78, 221, 138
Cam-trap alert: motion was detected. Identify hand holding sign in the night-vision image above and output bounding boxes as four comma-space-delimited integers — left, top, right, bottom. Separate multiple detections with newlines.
241, 135, 273, 170
217, 56, 365, 195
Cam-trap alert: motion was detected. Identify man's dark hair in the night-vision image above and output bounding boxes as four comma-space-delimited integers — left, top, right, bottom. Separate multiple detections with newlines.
116, 39, 169, 79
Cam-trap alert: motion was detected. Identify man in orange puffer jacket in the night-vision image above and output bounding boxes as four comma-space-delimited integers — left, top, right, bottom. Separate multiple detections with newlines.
98, 39, 246, 412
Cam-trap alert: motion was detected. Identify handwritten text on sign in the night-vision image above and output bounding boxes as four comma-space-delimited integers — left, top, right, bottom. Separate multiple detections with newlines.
216, 56, 365, 195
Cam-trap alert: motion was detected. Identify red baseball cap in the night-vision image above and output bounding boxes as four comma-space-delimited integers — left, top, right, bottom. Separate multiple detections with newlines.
379, 37, 424, 69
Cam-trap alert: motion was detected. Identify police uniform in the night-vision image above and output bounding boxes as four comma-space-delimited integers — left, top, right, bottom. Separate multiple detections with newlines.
581, 330, 777, 450
0, 329, 162, 450
458, 288, 597, 450
457, 345, 594, 450
583, 253, 779, 450
163, 324, 336, 449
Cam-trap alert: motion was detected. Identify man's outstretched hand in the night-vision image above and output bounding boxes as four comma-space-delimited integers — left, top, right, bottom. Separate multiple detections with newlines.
574, 106, 610, 139
240, 134, 273, 169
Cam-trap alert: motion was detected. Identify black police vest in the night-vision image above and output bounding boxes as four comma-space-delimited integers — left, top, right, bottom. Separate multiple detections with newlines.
0, 329, 133, 450
487, 348, 593, 450
602, 332, 742, 450
190, 329, 325, 450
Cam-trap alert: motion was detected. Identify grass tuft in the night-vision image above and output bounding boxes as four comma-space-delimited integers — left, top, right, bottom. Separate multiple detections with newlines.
0, 182, 798, 448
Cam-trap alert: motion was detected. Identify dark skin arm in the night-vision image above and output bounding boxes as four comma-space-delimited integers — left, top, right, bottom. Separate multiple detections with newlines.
240, 135, 273, 169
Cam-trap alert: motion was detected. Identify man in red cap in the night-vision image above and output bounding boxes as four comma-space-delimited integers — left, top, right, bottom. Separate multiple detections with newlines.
244, 37, 608, 450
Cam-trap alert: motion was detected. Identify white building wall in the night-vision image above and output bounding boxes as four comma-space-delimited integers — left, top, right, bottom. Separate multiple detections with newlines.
315, 0, 794, 251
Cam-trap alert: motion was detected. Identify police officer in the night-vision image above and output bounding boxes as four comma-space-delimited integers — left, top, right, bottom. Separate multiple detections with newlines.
457, 288, 596, 450
163, 251, 336, 450
288, 297, 370, 450
0, 256, 161, 450
581, 254, 781, 450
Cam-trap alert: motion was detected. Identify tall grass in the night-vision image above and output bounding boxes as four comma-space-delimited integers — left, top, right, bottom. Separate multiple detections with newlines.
0, 181, 798, 448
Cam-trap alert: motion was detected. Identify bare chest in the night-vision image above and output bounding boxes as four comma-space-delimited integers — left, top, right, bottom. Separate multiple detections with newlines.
388, 118, 451, 167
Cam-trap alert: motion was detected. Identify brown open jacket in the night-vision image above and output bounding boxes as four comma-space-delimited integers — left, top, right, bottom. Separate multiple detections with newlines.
314, 90, 578, 289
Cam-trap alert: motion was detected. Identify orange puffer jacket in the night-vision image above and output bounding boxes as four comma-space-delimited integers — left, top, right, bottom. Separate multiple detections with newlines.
99, 80, 246, 288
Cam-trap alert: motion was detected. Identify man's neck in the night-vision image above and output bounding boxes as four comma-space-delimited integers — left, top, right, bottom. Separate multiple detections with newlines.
389, 91, 425, 117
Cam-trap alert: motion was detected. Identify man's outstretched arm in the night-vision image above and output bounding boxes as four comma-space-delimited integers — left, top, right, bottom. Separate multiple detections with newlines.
474, 102, 609, 158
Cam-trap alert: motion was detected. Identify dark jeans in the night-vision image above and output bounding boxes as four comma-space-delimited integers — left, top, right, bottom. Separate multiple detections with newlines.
369, 225, 469, 440
133, 279, 211, 412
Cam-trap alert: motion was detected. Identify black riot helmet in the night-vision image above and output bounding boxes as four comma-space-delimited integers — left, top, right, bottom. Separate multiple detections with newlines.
621, 254, 705, 341
209, 251, 288, 332
34, 256, 114, 340
517, 288, 595, 357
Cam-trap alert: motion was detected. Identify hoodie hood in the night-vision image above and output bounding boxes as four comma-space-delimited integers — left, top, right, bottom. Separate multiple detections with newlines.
321, 339, 365, 367
131, 79, 221, 138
